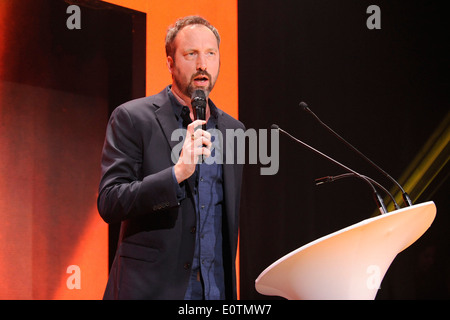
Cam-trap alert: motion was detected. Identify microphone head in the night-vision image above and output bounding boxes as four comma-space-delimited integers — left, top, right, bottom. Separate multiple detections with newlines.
191, 89, 206, 102
299, 101, 310, 112
270, 124, 279, 130
191, 89, 206, 120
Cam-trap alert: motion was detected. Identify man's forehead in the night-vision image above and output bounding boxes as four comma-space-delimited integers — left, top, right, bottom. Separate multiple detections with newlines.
175, 24, 218, 47
180, 23, 212, 34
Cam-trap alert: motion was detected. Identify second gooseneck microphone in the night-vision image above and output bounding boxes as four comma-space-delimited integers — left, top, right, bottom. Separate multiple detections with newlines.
315, 174, 400, 210
299, 101, 412, 207
271, 124, 388, 214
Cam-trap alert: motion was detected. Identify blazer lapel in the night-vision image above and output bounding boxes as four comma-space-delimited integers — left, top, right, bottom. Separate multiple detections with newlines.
154, 88, 196, 195
154, 93, 180, 151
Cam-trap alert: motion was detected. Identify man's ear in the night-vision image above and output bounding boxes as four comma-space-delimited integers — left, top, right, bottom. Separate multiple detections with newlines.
167, 56, 174, 74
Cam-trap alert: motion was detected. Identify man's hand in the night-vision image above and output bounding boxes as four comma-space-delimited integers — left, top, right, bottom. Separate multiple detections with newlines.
174, 120, 212, 183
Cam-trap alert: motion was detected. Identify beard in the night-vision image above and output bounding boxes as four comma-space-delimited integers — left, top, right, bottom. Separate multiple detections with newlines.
173, 69, 218, 99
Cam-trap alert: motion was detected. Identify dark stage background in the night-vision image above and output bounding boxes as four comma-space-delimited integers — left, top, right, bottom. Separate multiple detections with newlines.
237, 0, 449, 299
1, 0, 448, 300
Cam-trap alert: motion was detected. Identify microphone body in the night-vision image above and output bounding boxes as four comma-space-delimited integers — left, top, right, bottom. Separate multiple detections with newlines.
300, 101, 412, 207
272, 124, 388, 214
191, 89, 207, 130
191, 90, 207, 162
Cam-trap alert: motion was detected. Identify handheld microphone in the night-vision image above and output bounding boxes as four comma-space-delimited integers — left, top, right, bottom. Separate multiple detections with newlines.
271, 124, 388, 214
191, 89, 206, 130
299, 101, 413, 207
191, 90, 207, 162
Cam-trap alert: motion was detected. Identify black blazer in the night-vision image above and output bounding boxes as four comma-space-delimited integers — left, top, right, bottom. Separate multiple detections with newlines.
97, 86, 245, 299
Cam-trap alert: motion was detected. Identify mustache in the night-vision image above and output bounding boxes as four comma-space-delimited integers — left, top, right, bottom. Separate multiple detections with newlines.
190, 70, 211, 81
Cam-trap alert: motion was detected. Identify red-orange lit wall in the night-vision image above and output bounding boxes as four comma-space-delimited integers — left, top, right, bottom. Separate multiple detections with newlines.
0, 0, 238, 300
0, 1, 109, 299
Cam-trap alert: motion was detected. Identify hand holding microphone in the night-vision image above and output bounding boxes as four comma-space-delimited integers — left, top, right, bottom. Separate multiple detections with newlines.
174, 120, 211, 183
173, 89, 211, 183
192, 89, 208, 163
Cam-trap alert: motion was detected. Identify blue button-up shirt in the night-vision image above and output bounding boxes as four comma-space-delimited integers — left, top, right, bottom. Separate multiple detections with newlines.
168, 87, 225, 300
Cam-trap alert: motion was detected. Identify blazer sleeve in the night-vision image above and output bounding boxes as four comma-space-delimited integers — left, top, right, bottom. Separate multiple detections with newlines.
97, 105, 180, 224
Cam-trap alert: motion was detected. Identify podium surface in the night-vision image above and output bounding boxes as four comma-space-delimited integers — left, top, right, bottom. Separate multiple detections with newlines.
255, 201, 436, 300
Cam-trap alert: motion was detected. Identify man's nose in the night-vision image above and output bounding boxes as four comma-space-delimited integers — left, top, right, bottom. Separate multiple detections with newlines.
196, 54, 207, 71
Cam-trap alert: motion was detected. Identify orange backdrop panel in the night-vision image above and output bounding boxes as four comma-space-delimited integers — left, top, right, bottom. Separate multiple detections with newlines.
0, 1, 109, 300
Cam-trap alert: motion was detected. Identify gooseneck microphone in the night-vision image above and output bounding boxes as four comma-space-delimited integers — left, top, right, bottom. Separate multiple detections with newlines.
315, 174, 400, 210
299, 101, 413, 207
271, 124, 388, 214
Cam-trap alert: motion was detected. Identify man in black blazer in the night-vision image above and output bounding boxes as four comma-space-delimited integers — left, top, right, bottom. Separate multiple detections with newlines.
97, 16, 244, 299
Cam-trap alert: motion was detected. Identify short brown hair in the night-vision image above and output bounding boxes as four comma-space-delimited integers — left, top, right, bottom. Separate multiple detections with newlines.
165, 15, 221, 58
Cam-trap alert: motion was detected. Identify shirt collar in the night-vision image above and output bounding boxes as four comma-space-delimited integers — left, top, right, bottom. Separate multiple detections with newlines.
167, 85, 219, 123
167, 85, 186, 120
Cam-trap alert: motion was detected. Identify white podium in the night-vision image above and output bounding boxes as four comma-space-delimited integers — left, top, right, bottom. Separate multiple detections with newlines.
255, 201, 436, 300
